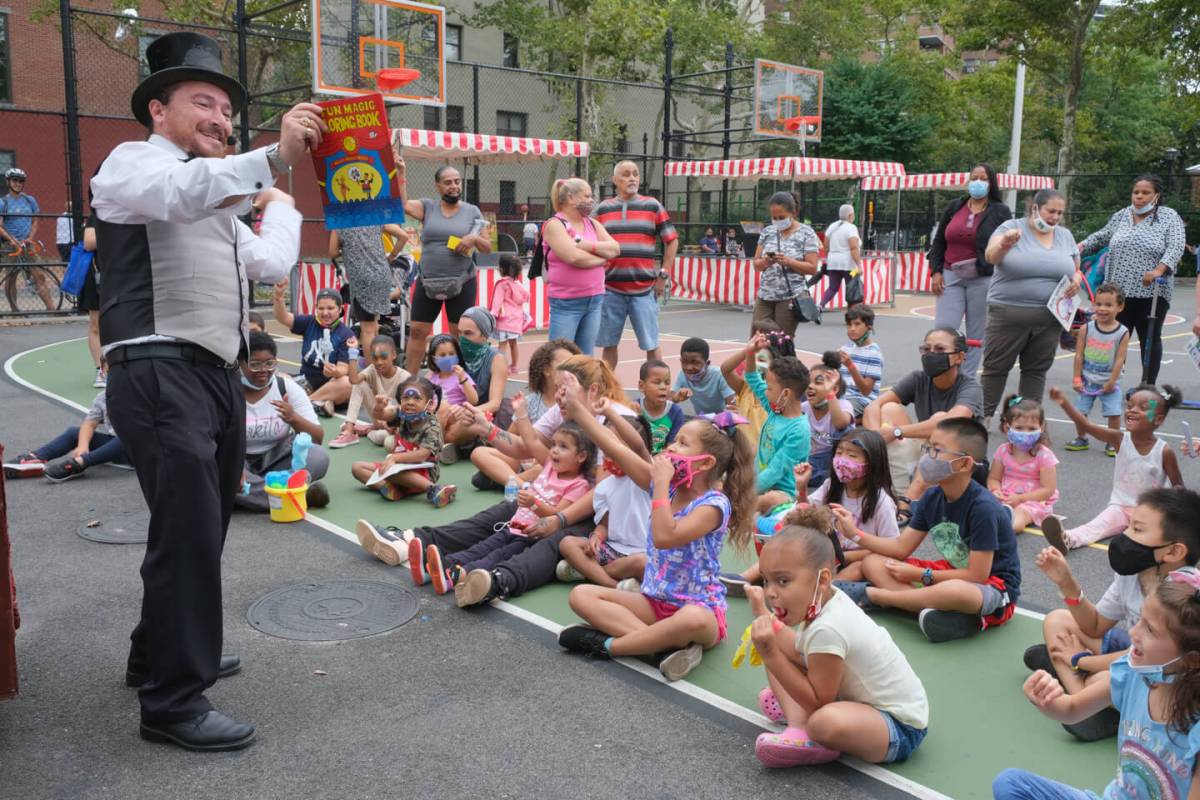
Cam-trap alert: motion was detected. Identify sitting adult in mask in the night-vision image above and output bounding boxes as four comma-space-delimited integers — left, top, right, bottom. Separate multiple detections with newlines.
861, 327, 983, 526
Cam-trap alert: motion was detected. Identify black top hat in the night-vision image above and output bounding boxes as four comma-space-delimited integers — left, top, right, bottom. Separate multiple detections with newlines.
131, 32, 247, 127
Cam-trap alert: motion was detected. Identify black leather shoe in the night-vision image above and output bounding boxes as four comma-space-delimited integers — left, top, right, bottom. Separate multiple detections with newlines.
140, 709, 255, 751
126, 654, 241, 688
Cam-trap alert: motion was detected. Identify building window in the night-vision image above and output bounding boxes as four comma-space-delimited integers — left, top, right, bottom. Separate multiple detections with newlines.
423, 105, 441, 130
465, 178, 479, 205
0, 12, 10, 104
445, 105, 464, 132
446, 24, 462, 62
962, 58, 979, 74
502, 33, 519, 68
0, 151, 14, 173
499, 180, 516, 215
496, 110, 527, 138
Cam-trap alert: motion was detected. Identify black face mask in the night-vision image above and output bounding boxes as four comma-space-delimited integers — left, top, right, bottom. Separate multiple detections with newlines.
921, 352, 953, 378
1107, 534, 1171, 576
441, 193, 460, 205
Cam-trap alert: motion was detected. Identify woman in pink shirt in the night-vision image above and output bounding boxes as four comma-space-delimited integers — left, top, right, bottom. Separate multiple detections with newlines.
542, 178, 620, 354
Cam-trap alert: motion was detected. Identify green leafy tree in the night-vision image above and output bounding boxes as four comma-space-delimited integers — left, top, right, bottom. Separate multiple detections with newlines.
820, 56, 938, 166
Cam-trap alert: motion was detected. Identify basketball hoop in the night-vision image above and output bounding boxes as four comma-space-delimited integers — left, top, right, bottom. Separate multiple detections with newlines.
376, 67, 421, 91
781, 116, 820, 134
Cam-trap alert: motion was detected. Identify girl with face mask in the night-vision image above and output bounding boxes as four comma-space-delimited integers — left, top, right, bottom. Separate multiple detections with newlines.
986, 395, 1058, 536
996, 567, 1200, 800
751, 191, 821, 338
745, 515, 929, 768
1078, 174, 1187, 384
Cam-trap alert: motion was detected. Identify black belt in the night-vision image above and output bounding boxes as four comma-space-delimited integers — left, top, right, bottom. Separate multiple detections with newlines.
107, 342, 239, 371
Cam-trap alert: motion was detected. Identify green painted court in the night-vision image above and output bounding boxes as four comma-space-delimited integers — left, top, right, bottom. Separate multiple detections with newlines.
8, 336, 1115, 799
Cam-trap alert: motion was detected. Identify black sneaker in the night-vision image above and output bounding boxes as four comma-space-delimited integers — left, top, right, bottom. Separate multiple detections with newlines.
558, 625, 611, 658
917, 609, 980, 643
305, 481, 330, 509
44, 458, 86, 483
1063, 707, 1120, 742
1022, 643, 1054, 673
471, 471, 502, 491
1041, 516, 1069, 557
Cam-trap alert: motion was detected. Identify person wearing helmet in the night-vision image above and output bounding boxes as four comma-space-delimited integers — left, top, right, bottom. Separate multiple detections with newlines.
0, 167, 39, 252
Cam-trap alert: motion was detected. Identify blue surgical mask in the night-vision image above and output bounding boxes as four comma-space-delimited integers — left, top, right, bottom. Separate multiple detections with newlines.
1130, 656, 1181, 685
917, 452, 956, 484
1007, 429, 1041, 452
967, 180, 989, 199
1133, 200, 1157, 216
434, 354, 459, 372
397, 409, 428, 424
240, 372, 268, 390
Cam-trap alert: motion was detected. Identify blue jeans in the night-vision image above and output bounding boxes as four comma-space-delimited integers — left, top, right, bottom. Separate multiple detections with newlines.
992, 768, 1092, 800
34, 426, 128, 467
597, 289, 660, 351
548, 294, 605, 355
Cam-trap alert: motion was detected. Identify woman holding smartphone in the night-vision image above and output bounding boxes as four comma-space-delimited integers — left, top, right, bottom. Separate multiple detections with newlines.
751, 191, 821, 337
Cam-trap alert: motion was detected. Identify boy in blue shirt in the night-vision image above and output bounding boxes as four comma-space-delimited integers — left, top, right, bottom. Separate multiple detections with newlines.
672, 337, 736, 415
743, 333, 811, 513
273, 283, 354, 417
835, 417, 1021, 644
838, 304, 883, 416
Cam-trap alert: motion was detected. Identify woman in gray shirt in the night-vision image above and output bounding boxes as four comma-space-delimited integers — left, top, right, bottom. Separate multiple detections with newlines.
981, 188, 1082, 419
395, 154, 492, 373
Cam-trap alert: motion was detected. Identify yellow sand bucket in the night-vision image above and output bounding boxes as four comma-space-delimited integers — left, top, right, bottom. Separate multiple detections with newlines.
264, 484, 308, 523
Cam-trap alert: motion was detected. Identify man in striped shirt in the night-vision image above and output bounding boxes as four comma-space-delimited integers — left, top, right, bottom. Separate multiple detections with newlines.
595, 161, 679, 368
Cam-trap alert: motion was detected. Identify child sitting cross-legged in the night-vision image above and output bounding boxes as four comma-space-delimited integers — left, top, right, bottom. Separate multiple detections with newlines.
1023, 487, 1200, 742
555, 404, 653, 589
804, 353, 855, 487
746, 508, 928, 768
994, 567, 1200, 800
672, 337, 736, 415
329, 334, 410, 449
987, 395, 1058, 535
636, 359, 685, 454
431, 422, 595, 607
558, 393, 756, 682
350, 377, 456, 507
835, 417, 1022, 644
743, 332, 812, 513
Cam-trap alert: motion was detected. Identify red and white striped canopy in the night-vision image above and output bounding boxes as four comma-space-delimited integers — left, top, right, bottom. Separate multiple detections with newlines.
666, 156, 905, 182
860, 172, 1055, 191
394, 128, 589, 165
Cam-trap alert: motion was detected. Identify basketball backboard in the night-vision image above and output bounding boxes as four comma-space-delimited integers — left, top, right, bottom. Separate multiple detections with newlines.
754, 59, 823, 143
312, 0, 446, 107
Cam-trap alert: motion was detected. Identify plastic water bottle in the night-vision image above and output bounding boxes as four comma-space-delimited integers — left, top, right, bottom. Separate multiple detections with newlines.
504, 475, 520, 504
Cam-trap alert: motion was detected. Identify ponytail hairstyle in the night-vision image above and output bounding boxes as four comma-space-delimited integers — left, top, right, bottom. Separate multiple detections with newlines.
692, 417, 756, 551
767, 190, 799, 218
1126, 383, 1184, 424
553, 421, 598, 484
999, 394, 1050, 451
556, 354, 630, 406
820, 431, 894, 524
779, 505, 845, 569
1153, 568, 1200, 734
1133, 174, 1165, 224
551, 177, 591, 213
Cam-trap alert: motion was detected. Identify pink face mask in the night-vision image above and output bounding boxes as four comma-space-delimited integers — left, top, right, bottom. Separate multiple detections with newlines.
832, 455, 868, 483
666, 452, 710, 490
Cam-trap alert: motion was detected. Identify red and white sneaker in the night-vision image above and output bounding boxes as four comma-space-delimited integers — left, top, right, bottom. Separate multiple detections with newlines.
4, 452, 46, 479
426, 544, 453, 595
755, 728, 840, 767
408, 537, 428, 586
328, 428, 360, 449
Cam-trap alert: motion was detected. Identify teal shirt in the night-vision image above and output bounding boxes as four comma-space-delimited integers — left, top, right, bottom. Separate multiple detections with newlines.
745, 371, 811, 494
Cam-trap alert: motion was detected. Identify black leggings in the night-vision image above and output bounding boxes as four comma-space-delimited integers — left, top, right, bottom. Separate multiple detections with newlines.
410, 275, 478, 325
819, 270, 848, 308
1118, 295, 1169, 385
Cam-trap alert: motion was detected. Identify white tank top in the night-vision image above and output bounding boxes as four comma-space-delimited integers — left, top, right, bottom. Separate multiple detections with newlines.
1109, 432, 1169, 507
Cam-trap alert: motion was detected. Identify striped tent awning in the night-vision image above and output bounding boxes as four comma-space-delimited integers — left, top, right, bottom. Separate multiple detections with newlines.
665, 156, 905, 181
394, 128, 589, 164
860, 172, 1056, 191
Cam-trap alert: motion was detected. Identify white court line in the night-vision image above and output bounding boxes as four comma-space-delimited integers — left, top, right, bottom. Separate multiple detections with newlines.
1, 335, 1046, 800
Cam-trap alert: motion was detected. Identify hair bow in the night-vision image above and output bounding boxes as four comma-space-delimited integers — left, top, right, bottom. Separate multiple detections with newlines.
1168, 568, 1200, 594
1007, 396, 1024, 408
700, 411, 748, 436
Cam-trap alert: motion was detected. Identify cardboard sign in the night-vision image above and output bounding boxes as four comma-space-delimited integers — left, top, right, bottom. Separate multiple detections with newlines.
310, 93, 405, 230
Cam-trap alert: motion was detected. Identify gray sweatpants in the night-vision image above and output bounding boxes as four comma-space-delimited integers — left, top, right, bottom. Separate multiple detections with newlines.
980, 303, 1062, 419
934, 272, 990, 379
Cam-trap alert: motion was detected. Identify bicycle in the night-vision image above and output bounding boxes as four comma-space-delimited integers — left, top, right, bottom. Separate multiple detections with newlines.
2, 240, 64, 313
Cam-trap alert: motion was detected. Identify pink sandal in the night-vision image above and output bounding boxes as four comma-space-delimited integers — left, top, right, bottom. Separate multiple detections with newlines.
755, 727, 840, 768
758, 688, 784, 723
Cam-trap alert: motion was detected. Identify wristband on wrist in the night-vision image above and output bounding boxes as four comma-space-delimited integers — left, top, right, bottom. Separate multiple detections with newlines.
651, 498, 670, 510
1063, 589, 1085, 607
554, 511, 567, 530
486, 425, 499, 443
1070, 651, 1094, 672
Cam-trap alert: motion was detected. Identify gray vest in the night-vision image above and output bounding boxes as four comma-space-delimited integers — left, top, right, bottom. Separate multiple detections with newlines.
96, 212, 248, 363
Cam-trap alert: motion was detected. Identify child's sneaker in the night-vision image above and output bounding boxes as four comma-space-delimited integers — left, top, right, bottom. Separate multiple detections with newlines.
758, 687, 785, 723
93, 368, 106, 388
305, 481, 330, 509
379, 484, 405, 502
455, 568, 506, 608
408, 537, 428, 586
1022, 643, 1054, 674
426, 544, 453, 595
755, 728, 840, 767
1064, 437, 1090, 451
44, 457, 86, 483
353, 422, 373, 436
329, 428, 359, 449
1105, 443, 1117, 457
719, 572, 750, 598
4, 452, 46, 479
659, 642, 703, 681
1062, 707, 1120, 742
366, 429, 389, 447
918, 608, 980, 643
383, 434, 396, 451
558, 625, 611, 658
1041, 516, 1070, 556
314, 399, 335, 418
615, 578, 641, 593
555, 559, 585, 582
355, 519, 413, 567
427, 484, 457, 508
439, 442, 458, 465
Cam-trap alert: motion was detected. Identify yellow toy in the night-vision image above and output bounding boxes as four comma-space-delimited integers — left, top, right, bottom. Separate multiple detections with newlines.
731, 615, 782, 669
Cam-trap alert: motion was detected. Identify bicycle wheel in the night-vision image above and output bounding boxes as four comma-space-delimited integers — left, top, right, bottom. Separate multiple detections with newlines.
3, 267, 20, 312
31, 265, 66, 311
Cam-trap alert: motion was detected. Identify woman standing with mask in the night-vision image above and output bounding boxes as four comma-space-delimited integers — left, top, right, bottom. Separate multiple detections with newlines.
927, 164, 1012, 379
1078, 174, 1186, 383
979, 189, 1082, 419
751, 191, 821, 336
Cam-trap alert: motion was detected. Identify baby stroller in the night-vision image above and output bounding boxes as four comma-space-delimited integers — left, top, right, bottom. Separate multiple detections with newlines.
377, 254, 416, 353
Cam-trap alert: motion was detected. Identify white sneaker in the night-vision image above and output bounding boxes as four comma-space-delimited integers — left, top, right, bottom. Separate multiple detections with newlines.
366, 429, 389, 447
555, 559, 584, 582
659, 643, 703, 682
354, 519, 414, 567
615, 578, 641, 593
93, 368, 106, 388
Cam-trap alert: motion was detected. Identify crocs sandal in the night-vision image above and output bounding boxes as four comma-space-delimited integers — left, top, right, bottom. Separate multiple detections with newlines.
758, 687, 785, 723
833, 580, 879, 612
755, 728, 840, 767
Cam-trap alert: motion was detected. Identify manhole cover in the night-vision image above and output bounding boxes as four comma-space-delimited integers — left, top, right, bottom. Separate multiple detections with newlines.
76, 511, 149, 544
246, 579, 418, 641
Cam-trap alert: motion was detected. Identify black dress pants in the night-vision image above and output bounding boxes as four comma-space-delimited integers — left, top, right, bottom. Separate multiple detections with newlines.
107, 357, 244, 723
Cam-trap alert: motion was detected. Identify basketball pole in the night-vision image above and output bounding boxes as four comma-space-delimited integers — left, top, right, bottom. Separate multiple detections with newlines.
1005, 51, 1026, 210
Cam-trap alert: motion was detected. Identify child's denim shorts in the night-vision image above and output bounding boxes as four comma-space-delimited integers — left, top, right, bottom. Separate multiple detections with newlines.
880, 710, 927, 763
